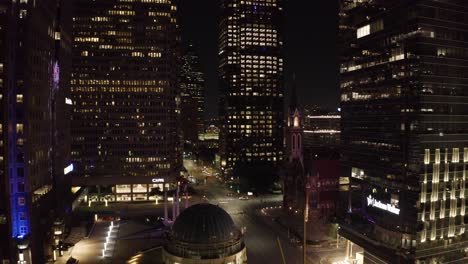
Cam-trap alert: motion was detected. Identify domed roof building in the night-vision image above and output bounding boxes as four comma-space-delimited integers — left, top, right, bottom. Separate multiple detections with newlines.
163, 203, 247, 264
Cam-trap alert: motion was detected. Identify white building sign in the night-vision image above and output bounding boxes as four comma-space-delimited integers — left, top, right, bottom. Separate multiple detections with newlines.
64, 163, 74, 175
152, 178, 164, 183
367, 195, 400, 215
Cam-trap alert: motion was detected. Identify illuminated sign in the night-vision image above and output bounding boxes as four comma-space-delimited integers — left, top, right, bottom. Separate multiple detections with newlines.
65, 97, 73, 105
367, 195, 400, 215
64, 164, 74, 175
152, 178, 164, 183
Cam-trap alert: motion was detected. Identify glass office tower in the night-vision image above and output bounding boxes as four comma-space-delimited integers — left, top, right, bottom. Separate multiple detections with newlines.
340, 0, 468, 263
0, 1, 72, 263
71, 0, 181, 200
180, 44, 205, 143
219, 0, 284, 189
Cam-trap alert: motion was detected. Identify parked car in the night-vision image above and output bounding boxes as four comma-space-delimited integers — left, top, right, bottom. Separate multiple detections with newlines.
58, 242, 74, 251
66, 257, 79, 264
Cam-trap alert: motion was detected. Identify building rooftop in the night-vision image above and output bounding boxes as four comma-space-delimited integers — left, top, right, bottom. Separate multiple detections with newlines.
172, 203, 238, 244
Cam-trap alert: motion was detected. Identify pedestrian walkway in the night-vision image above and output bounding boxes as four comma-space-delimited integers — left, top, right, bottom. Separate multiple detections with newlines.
64, 227, 86, 245
52, 220, 119, 264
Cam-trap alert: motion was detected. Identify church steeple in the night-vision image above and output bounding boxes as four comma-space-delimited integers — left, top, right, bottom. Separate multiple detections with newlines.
286, 77, 303, 163
289, 75, 298, 112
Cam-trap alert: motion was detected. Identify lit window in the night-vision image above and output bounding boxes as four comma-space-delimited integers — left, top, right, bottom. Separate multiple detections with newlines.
19, 226, 27, 235
357, 25, 370, 39
357, 19, 383, 39
424, 149, 430, 164
435, 149, 440, 164
16, 124, 24, 134
19, 9, 27, 19
452, 148, 459, 163
293, 116, 299, 128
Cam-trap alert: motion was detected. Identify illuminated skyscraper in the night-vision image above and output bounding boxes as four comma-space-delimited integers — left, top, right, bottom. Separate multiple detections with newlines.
339, 0, 468, 263
71, 0, 181, 200
180, 44, 205, 143
0, 3, 13, 260
0, 1, 72, 263
219, 0, 284, 189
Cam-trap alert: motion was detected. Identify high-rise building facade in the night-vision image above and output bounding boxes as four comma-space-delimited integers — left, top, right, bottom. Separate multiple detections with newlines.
71, 0, 181, 201
0, 1, 72, 263
0, 2, 13, 261
339, 0, 468, 263
303, 109, 340, 160
219, 0, 284, 188
180, 44, 205, 143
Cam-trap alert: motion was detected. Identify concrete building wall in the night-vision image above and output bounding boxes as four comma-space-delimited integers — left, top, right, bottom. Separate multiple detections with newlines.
162, 247, 247, 264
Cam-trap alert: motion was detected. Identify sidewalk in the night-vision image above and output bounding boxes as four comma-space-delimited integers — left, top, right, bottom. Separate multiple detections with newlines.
53, 220, 117, 264
64, 227, 87, 245
265, 207, 337, 245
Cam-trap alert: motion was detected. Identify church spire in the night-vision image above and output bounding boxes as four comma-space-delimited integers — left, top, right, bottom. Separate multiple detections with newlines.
289, 74, 298, 112
287, 74, 303, 164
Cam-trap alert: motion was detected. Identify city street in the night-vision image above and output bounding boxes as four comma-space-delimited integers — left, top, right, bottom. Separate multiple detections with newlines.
60, 159, 347, 264
182, 159, 349, 264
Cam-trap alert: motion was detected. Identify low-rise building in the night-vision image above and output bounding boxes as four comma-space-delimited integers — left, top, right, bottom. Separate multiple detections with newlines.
163, 203, 247, 264
284, 91, 339, 219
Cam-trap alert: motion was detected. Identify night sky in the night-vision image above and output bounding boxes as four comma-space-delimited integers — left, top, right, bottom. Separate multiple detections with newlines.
178, 0, 339, 119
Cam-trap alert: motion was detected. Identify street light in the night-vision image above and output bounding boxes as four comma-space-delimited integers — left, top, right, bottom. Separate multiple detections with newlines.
337, 226, 340, 248
303, 181, 311, 264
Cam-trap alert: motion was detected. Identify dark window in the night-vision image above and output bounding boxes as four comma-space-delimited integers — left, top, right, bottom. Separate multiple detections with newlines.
17, 168, 24, 177
18, 182, 25, 192
16, 153, 24, 162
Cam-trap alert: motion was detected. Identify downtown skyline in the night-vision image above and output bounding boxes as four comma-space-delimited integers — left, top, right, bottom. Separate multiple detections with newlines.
1, 1, 467, 264
178, 0, 340, 118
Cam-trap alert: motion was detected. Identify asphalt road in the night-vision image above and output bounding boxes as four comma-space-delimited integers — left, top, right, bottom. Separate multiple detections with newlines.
185, 160, 318, 264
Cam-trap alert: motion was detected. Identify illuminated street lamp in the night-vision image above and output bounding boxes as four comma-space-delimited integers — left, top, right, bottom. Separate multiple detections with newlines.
337, 225, 340, 249
53, 219, 64, 257
303, 181, 311, 264
16, 238, 29, 264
